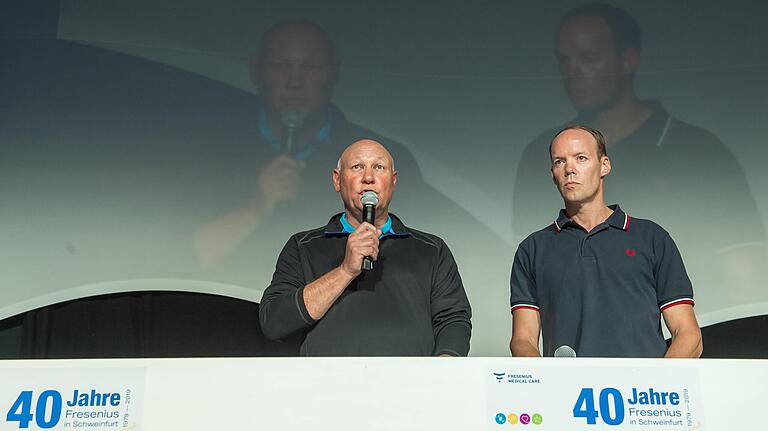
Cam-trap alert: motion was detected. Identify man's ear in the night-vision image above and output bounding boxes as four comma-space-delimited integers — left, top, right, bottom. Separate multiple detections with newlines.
600, 156, 611, 178
332, 169, 341, 192
621, 48, 641, 75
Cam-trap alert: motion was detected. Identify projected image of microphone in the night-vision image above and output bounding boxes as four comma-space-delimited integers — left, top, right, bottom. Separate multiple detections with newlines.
360, 191, 379, 272
280, 111, 306, 156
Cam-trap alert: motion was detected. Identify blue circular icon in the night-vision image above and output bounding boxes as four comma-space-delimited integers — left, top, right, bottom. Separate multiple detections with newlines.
495, 413, 507, 424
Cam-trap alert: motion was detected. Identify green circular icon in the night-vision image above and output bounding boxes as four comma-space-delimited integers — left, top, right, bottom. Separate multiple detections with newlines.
532, 413, 543, 425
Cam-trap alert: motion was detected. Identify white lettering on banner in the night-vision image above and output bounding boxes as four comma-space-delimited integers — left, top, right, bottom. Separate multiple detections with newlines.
0, 368, 144, 431
485, 365, 703, 430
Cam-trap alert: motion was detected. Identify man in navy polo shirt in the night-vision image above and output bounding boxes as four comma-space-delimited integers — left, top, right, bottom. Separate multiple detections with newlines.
509, 125, 702, 358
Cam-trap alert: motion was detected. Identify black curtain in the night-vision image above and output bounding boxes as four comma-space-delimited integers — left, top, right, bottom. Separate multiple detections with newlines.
2, 291, 299, 359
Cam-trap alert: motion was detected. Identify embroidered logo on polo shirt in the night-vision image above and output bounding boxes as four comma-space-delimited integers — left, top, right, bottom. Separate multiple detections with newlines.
625, 249, 636, 257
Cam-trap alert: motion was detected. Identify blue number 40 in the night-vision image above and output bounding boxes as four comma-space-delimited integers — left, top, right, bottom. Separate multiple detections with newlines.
6, 390, 62, 429
573, 388, 625, 426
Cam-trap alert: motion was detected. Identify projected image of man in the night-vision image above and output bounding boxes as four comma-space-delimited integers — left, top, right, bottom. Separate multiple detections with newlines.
509, 125, 702, 358
194, 20, 432, 280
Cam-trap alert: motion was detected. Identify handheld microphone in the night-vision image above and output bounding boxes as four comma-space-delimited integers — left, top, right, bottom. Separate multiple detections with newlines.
279, 111, 306, 156
360, 191, 379, 271
553, 345, 577, 358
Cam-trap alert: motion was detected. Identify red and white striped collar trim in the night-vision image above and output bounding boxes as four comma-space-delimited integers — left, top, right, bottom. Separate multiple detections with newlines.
606, 205, 630, 231
622, 213, 631, 231
659, 298, 695, 311
552, 205, 629, 232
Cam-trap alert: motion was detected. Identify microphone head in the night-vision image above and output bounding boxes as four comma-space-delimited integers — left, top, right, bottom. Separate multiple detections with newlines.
361, 191, 379, 207
553, 345, 577, 358
280, 111, 307, 129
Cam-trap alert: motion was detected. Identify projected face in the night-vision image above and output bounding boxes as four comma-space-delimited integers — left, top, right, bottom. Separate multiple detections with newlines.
555, 15, 626, 112
254, 24, 337, 118
550, 129, 610, 205
333, 140, 397, 222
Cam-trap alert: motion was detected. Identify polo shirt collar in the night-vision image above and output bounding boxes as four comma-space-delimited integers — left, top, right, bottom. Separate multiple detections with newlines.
553, 204, 630, 232
553, 210, 570, 233
574, 101, 671, 149
324, 212, 411, 238
606, 204, 631, 231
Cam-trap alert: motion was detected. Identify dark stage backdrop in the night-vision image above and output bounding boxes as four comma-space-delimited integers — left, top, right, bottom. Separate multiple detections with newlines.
1, 0, 766, 356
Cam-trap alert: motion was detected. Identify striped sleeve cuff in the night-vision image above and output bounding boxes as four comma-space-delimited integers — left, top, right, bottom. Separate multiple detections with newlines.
511, 303, 540, 313
659, 297, 695, 311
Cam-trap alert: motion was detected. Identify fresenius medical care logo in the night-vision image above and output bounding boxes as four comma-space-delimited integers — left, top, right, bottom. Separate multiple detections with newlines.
494, 412, 543, 426
491, 372, 541, 384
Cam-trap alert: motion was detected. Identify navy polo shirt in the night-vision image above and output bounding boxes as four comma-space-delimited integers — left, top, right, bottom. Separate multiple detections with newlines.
510, 205, 694, 357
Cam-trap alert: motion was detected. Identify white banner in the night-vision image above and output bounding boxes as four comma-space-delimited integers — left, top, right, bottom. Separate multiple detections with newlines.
485, 363, 704, 430
0, 367, 145, 431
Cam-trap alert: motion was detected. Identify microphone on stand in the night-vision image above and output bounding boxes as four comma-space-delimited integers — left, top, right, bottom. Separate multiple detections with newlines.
553, 345, 577, 358
360, 191, 379, 272
279, 111, 306, 156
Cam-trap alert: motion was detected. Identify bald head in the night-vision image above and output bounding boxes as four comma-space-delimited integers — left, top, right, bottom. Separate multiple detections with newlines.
337, 139, 395, 171
550, 124, 608, 161
257, 19, 339, 70
333, 139, 398, 220
252, 19, 339, 117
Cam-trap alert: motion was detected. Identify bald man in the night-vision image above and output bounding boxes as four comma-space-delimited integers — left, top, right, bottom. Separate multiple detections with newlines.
259, 140, 472, 356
